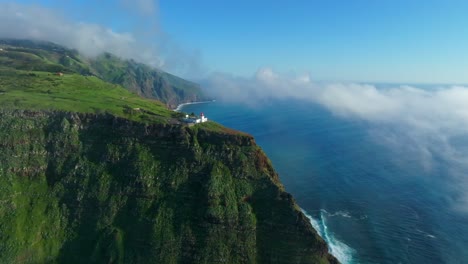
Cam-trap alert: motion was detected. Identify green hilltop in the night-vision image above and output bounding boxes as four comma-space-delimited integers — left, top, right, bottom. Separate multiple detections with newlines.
0, 39, 207, 109
0, 68, 174, 123
0, 39, 226, 131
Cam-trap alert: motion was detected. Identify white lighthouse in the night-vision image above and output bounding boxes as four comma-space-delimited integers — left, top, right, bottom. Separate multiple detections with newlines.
200, 112, 208, 123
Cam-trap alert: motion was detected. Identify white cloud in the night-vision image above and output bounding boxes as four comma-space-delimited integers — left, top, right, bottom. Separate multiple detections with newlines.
0, 2, 201, 75
0, 3, 161, 66
205, 68, 468, 134
204, 68, 468, 212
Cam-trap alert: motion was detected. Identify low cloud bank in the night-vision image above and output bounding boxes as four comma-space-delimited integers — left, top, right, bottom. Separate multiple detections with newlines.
0, 2, 201, 75
206, 68, 468, 135
204, 68, 468, 211
206, 68, 468, 133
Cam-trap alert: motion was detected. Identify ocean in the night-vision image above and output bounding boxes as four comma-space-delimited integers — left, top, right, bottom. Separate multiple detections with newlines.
181, 99, 468, 264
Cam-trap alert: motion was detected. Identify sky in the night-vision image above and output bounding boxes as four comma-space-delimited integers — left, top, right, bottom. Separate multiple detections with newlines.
160, 0, 468, 84
3, 0, 468, 83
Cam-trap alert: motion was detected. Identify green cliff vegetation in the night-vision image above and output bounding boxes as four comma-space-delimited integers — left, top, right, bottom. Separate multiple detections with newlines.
0, 39, 337, 263
0, 111, 336, 264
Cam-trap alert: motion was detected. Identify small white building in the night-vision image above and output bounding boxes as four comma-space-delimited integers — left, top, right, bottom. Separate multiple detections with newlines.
184, 112, 208, 124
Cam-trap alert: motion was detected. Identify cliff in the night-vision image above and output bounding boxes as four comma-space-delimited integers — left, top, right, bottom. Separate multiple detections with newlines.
90, 53, 207, 109
0, 110, 337, 264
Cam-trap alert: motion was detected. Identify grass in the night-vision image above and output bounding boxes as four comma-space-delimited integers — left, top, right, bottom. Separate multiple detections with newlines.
194, 121, 249, 135
0, 68, 175, 124
0, 68, 245, 134
0, 39, 236, 133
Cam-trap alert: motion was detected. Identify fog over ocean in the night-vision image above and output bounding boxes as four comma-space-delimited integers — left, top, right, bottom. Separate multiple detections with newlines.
181, 97, 468, 264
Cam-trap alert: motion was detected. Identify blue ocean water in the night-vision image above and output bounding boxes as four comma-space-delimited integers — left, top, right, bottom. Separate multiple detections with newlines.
181, 100, 468, 264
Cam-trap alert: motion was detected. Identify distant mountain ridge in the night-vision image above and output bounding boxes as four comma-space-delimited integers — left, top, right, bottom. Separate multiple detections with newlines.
0, 39, 207, 108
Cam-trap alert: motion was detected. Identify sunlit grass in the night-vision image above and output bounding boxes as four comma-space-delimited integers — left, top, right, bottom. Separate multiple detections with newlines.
0, 68, 174, 123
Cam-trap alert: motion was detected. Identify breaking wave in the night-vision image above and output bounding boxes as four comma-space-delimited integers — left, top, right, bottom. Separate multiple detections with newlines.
320, 209, 368, 220
302, 209, 356, 264
321, 209, 352, 218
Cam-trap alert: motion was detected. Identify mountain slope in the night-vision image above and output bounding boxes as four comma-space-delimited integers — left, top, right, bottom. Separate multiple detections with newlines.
90, 53, 206, 109
0, 39, 207, 108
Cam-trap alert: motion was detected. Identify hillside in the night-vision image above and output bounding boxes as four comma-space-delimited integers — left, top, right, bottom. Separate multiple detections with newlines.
0, 39, 207, 108
0, 39, 338, 263
91, 53, 206, 109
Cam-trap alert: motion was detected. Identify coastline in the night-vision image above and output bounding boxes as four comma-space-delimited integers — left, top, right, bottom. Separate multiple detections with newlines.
174, 100, 216, 112
177, 100, 348, 264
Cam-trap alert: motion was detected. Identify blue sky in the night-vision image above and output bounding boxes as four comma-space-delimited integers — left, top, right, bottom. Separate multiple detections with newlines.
158, 0, 468, 83
4, 0, 468, 83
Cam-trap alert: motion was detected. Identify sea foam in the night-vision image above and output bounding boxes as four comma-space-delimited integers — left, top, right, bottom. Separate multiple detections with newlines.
302, 209, 355, 264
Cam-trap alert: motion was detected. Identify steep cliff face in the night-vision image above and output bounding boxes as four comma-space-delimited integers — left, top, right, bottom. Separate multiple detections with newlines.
0, 110, 337, 264
90, 54, 207, 109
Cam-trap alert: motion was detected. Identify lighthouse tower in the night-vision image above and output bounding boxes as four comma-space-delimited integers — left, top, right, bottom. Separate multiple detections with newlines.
200, 112, 208, 123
